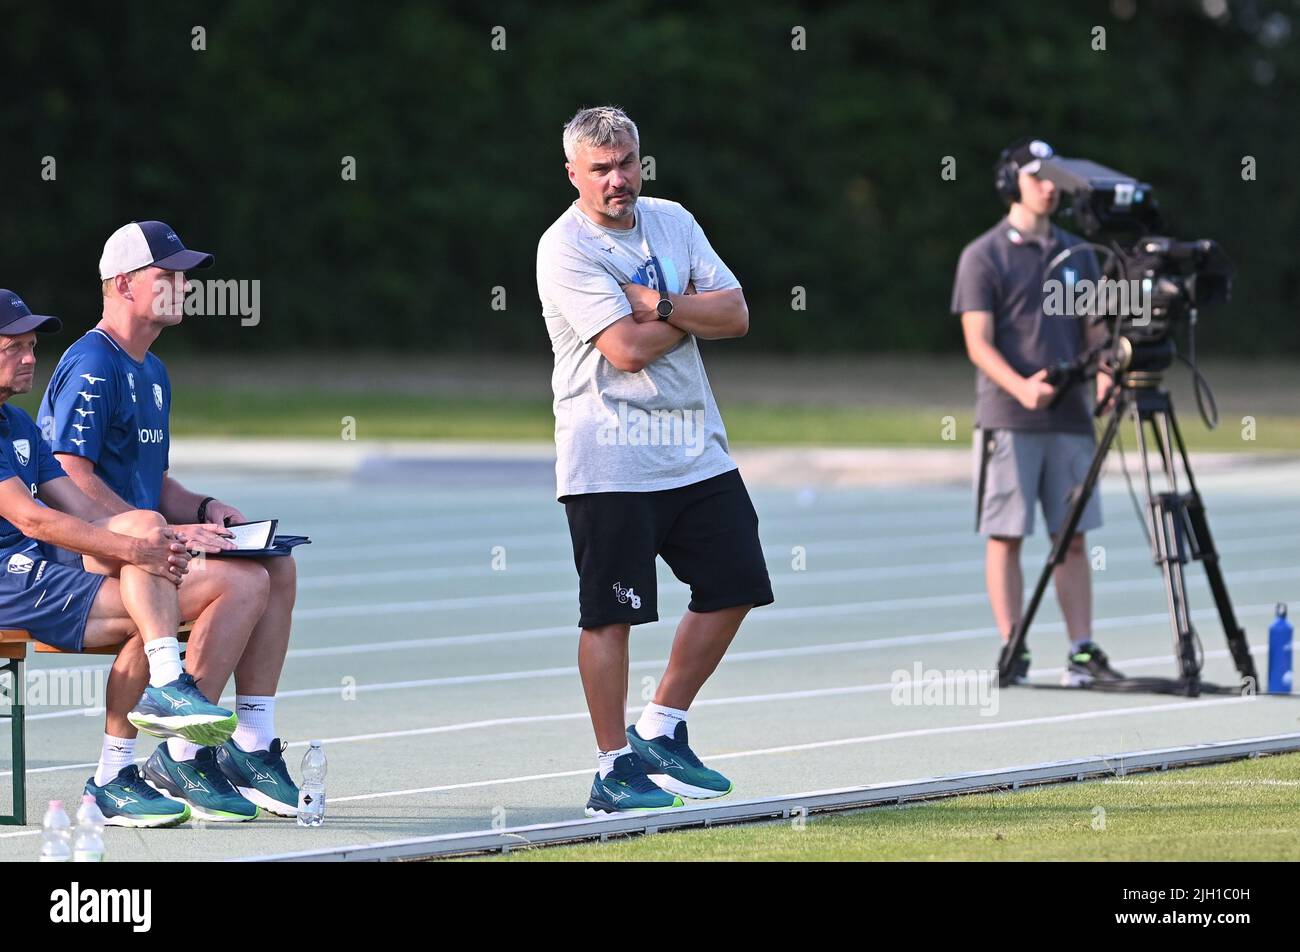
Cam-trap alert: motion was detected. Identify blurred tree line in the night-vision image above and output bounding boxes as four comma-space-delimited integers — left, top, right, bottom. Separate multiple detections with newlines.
2, 0, 1295, 357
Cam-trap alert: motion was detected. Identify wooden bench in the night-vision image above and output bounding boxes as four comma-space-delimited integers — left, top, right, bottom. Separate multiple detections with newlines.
0, 623, 193, 826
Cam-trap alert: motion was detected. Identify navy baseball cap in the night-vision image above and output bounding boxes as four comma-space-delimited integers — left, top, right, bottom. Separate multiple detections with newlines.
98, 220, 214, 280
1004, 138, 1055, 176
0, 290, 62, 336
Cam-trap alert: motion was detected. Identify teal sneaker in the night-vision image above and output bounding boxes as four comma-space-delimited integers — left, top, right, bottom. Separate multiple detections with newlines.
142, 743, 259, 822
585, 752, 684, 817
84, 764, 192, 829
216, 737, 299, 818
127, 673, 239, 746
627, 722, 733, 800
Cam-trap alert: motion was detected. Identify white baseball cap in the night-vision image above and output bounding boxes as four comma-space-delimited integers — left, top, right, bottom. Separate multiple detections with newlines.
99, 220, 214, 280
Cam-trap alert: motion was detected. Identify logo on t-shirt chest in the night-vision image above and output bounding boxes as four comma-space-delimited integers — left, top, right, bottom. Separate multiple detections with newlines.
135, 377, 167, 446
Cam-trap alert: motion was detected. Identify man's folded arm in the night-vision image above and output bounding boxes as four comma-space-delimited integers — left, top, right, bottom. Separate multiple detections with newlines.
591, 314, 687, 373
662, 288, 748, 340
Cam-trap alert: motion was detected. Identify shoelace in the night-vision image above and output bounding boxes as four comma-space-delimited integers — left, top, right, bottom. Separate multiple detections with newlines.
190, 748, 239, 792
614, 768, 667, 795
659, 737, 705, 769
263, 741, 288, 772
113, 766, 158, 798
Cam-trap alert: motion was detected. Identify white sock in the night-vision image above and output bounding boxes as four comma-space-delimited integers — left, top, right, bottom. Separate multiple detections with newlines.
94, 735, 136, 786
597, 744, 633, 779
167, 738, 203, 762
232, 695, 276, 752
636, 702, 688, 741
144, 637, 183, 687
1070, 636, 1091, 652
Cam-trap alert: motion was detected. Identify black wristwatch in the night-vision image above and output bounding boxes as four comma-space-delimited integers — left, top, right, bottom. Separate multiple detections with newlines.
197, 496, 216, 523
656, 294, 674, 321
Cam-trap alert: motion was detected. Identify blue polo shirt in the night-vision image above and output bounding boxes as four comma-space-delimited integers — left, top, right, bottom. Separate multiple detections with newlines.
0, 404, 67, 558
38, 329, 172, 511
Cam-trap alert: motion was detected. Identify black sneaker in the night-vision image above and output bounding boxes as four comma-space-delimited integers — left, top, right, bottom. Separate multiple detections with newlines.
998, 643, 1031, 687
1062, 641, 1125, 686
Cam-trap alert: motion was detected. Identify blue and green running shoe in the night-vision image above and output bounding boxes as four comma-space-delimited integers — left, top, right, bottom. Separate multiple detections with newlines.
627, 722, 733, 800
143, 743, 259, 822
585, 751, 684, 817
84, 764, 191, 828
217, 737, 299, 818
127, 673, 238, 746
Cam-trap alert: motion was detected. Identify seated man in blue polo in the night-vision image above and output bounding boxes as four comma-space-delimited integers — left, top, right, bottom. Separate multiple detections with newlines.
39, 221, 301, 820
0, 288, 250, 827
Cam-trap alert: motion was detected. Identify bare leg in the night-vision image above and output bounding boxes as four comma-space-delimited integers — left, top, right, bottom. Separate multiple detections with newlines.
82, 511, 182, 643
233, 554, 296, 695
173, 560, 270, 702
985, 536, 1023, 641
1051, 532, 1092, 643
104, 638, 146, 738
579, 623, 631, 751
655, 605, 751, 710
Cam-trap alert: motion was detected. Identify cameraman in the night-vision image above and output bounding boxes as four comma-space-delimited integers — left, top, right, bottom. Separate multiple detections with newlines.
952, 137, 1123, 686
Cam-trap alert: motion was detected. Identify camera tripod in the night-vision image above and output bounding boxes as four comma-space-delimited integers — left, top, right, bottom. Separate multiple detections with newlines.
998, 362, 1258, 697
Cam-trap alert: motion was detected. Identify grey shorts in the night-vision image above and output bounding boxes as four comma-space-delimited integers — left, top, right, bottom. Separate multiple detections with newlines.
973, 428, 1102, 538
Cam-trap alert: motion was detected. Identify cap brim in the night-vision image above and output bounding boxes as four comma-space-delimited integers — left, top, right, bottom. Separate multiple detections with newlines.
0, 314, 62, 335
1020, 159, 1043, 176
152, 249, 214, 272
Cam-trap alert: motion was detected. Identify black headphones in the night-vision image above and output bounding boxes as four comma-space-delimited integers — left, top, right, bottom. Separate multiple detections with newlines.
993, 137, 1053, 206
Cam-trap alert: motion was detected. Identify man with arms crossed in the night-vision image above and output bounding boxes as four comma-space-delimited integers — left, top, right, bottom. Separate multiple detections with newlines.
0, 288, 267, 827
538, 106, 773, 815
953, 138, 1123, 686
40, 221, 300, 819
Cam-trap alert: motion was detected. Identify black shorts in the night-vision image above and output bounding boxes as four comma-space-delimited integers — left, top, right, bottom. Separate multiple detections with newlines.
563, 468, 774, 629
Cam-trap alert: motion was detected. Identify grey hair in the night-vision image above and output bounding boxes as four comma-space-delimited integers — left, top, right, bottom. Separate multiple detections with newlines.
562, 106, 639, 163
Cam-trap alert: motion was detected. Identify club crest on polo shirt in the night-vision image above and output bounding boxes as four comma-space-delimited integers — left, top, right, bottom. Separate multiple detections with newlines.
7, 553, 34, 574
128, 371, 137, 403
11, 439, 29, 466
153, 383, 164, 410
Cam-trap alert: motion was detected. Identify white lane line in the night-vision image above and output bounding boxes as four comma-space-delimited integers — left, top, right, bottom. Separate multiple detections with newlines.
325, 497, 1300, 541
328, 695, 1256, 803
296, 529, 1300, 590
13, 601, 1283, 723
289, 561, 1300, 620
303, 506, 1300, 566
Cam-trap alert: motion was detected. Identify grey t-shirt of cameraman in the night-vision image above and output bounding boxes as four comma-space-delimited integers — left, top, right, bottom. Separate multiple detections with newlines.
951, 217, 1101, 435
538, 197, 740, 499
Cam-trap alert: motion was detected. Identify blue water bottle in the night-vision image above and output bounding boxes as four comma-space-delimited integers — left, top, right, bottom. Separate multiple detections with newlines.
1268, 604, 1292, 694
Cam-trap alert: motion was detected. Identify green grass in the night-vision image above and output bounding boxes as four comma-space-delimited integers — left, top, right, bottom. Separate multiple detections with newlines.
477, 752, 1300, 861
154, 390, 1300, 450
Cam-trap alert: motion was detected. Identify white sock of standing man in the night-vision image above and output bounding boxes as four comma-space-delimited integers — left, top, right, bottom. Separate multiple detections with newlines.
635, 702, 687, 742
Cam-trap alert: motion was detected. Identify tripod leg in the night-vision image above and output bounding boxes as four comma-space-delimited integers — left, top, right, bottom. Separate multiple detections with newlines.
999, 401, 1123, 687
1141, 410, 1201, 696
1164, 403, 1258, 688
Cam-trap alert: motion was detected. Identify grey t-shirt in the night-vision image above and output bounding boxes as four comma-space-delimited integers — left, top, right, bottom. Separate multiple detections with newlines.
951, 217, 1101, 434
538, 197, 741, 498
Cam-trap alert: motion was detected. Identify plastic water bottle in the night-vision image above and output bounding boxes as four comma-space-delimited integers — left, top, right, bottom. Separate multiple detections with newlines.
1268, 604, 1293, 694
38, 800, 72, 862
73, 794, 107, 862
297, 741, 327, 828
